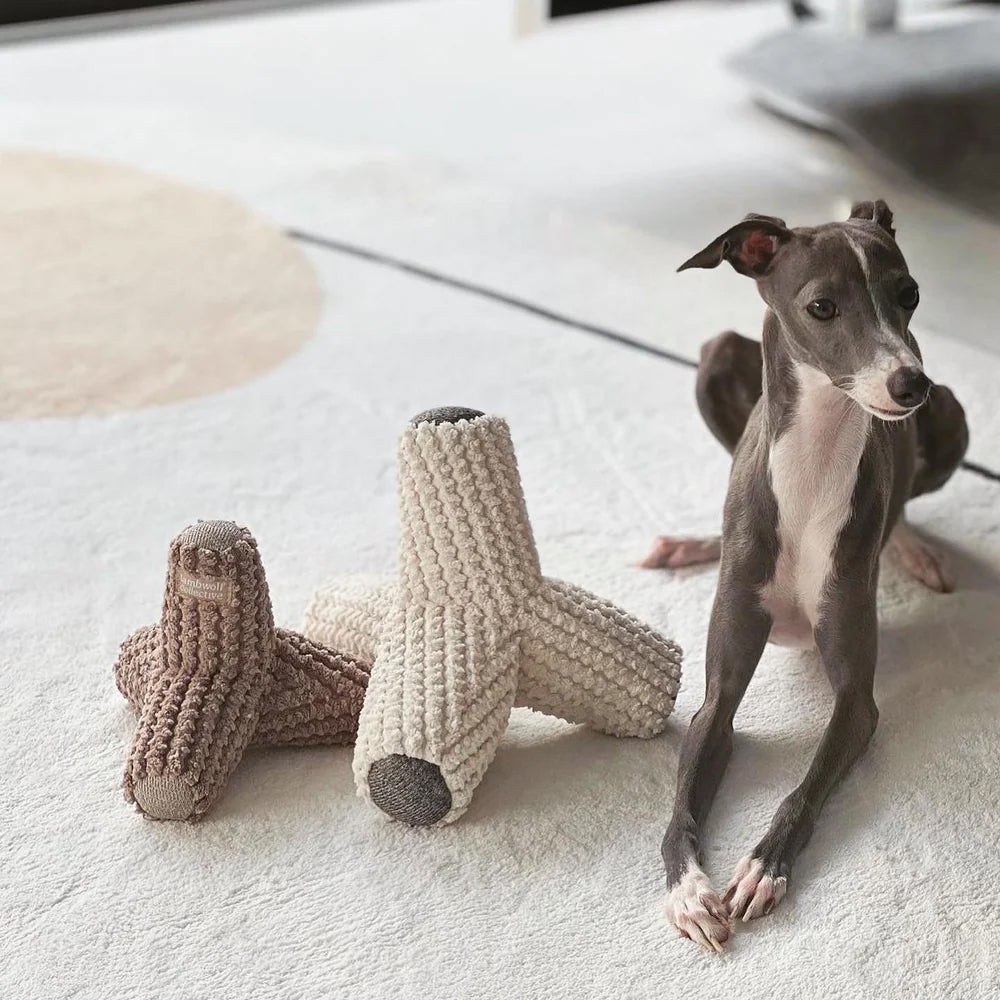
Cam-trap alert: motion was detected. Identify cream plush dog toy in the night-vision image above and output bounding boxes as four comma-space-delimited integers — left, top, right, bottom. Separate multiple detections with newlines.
303, 406, 683, 827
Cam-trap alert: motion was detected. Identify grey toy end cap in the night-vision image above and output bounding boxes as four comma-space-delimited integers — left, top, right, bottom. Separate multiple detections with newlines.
178, 520, 248, 551
132, 775, 197, 821
367, 755, 452, 826
409, 406, 485, 427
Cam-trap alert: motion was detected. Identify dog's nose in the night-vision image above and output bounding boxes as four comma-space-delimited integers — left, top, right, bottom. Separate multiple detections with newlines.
887, 366, 931, 409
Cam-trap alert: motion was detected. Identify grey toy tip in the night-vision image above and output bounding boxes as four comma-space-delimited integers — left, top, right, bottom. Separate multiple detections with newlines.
409, 406, 485, 428
368, 755, 452, 826
177, 520, 248, 551
132, 775, 197, 821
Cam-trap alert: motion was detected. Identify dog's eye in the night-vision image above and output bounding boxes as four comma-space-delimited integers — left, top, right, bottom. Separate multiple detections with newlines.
806, 298, 837, 321
898, 285, 920, 310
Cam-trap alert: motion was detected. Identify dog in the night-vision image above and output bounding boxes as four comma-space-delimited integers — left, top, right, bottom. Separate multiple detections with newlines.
643, 201, 969, 951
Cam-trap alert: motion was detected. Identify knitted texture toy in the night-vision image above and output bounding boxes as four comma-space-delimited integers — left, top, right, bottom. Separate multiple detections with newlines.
303, 407, 683, 828
117, 521, 368, 821
117, 626, 370, 749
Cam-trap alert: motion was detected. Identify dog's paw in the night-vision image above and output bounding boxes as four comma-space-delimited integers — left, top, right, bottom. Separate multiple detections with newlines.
665, 865, 730, 953
723, 856, 788, 922
886, 524, 955, 593
638, 535, 721, 570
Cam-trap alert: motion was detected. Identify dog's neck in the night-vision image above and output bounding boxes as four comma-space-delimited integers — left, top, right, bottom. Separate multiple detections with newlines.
759, 310, 873, 636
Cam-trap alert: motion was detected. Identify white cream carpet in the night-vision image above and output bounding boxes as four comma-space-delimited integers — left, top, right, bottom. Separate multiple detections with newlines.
2, 157, 998, 998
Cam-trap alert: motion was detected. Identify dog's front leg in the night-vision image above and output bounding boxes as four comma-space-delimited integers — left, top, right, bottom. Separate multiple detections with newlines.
663, 572, 771, 951
725, 585, 879, 921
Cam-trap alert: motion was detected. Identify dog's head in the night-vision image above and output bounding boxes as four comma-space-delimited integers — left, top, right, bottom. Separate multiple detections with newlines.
679, 201, 929, 421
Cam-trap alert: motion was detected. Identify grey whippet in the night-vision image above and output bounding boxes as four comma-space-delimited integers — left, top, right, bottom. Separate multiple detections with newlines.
642, 201, 969, 951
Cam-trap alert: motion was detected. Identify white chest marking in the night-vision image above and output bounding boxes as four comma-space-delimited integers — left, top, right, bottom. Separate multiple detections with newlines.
760, 364, 871, 647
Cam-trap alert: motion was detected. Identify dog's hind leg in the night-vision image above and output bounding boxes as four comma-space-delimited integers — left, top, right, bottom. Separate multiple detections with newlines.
885, 522, 955, 593
884, 385, 968, 591
640, 332, 762, 570
638, 535, 721, 570
910, 384, 968, 499
696, 330, 763, 455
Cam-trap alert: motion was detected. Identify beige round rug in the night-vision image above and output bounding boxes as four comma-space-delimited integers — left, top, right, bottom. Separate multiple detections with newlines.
0, 151, 321, 419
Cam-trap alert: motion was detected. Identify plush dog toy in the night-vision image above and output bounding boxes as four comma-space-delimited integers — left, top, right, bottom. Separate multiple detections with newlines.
303, 407, 684, 827
115, 521, 369, 821
115, 409, 684, 826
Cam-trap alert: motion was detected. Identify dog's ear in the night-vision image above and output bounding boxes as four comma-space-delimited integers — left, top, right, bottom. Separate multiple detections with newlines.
742, 212, 787, 228
849, 199, 895, 238
677, 216, 791, 277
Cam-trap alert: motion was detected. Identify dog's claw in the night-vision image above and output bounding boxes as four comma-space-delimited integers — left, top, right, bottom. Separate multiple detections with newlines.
725, 855, 788, 922
639, 535, 721, 570
702, 894, 729, 924
665, 865, 730, 953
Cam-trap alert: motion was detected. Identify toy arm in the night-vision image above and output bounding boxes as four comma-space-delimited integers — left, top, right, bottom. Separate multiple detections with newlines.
518, 578, 682, 739
114, 624, 161, 715
116, 624, 370, 749
123, 523, 275, 821
301, 576, 682, 740
302, 575, 388, 664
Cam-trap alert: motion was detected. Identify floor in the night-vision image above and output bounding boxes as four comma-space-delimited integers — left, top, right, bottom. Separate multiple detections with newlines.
4, 150, 997, 1000
1, 0, 998, 354
4, 6, 998, 995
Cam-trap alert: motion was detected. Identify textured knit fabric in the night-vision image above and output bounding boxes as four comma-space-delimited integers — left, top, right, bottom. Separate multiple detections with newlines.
306, 577, 681, 738
303, 410, 683, 828
353, 413, 534, 825
302, 576, 385, 665
116, 625, 370, 748
517, 578, 680, 738
122, 521, 275, 820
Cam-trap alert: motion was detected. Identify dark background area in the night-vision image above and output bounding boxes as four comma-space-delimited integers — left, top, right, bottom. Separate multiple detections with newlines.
552, 0, 658, 14
2, 1, 195, 24
1, 0, 661, 29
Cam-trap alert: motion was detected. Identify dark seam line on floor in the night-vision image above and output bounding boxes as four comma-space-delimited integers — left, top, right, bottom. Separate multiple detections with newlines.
287, 227, 999, 486
288, 228, 698, 368
961, 459, 1000, 483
